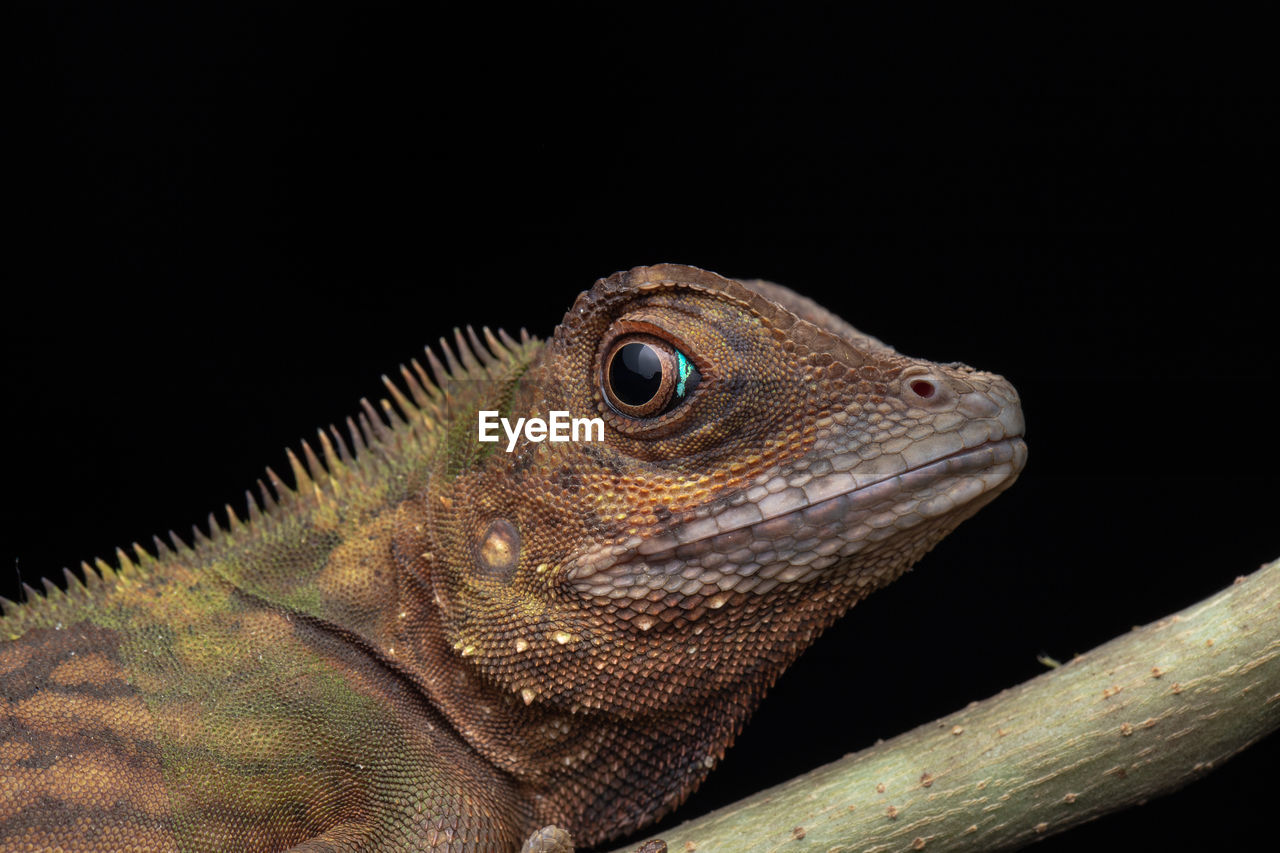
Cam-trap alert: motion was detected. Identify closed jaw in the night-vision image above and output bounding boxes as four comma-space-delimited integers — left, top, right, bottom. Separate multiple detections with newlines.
569, 435, 1027, 598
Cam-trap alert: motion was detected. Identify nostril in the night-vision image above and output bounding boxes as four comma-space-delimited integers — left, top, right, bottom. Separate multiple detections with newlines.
909, 379, 937, 399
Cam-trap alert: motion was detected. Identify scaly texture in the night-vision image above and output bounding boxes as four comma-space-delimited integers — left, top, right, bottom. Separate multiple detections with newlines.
612, 558, 1280, 851
1, 264, 1026, 851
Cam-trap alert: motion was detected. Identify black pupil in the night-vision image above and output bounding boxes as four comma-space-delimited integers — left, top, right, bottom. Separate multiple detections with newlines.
610, 342, 663, 406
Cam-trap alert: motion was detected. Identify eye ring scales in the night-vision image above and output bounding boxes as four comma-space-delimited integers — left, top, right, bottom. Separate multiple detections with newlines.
602, 335, 701, 419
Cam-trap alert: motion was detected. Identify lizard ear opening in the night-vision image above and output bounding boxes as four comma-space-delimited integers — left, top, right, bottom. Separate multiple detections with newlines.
474, 517, 521, 582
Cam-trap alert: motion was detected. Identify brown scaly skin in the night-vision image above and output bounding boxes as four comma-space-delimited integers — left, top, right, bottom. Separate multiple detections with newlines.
0, 265, 1025, 851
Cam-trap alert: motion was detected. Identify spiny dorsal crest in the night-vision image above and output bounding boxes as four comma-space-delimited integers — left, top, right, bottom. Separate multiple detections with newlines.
1, 326, 537, 617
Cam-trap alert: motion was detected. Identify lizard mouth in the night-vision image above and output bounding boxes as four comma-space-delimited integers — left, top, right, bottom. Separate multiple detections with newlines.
568, 437, 1027, 596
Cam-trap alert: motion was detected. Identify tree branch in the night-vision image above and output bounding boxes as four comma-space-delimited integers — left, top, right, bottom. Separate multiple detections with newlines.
611, 557, 1280, 852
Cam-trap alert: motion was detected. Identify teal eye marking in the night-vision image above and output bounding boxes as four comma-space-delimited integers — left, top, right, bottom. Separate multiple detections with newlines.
675, 350, 694, 398
603, 337, 701, 419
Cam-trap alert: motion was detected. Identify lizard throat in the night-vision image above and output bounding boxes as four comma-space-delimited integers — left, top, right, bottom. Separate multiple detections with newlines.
567, 437, 1027, 600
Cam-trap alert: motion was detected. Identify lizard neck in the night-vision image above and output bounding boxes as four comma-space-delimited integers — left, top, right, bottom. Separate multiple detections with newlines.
389, 550, 766, 845
184, 334, 541, 656
381, 480, 1006, 845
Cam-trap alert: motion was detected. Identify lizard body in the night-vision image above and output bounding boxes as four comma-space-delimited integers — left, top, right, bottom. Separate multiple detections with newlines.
1, 265, 1026, 850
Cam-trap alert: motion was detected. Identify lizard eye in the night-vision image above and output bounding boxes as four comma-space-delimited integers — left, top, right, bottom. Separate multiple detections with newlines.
602, 335, 701, 418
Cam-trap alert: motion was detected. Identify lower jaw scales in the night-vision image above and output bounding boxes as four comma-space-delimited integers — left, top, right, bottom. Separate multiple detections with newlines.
573, 438, 1026, 600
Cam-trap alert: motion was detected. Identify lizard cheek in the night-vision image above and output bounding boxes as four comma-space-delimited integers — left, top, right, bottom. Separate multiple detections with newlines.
476, 517, 521, 581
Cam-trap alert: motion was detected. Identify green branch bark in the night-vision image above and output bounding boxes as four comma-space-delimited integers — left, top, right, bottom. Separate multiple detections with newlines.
612, 557, 1280, 852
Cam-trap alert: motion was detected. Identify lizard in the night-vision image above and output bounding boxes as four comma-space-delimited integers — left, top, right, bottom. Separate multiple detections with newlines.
0, 263, 1026, 851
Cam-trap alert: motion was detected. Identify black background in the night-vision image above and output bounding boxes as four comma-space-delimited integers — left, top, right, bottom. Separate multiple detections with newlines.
9, 6, 1277, 850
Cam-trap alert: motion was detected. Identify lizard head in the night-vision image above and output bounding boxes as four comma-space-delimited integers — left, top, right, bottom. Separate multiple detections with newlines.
401, 264, 1025, 719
